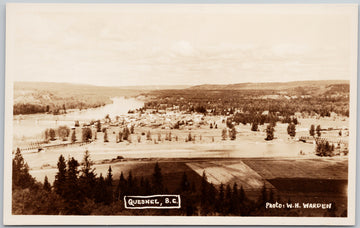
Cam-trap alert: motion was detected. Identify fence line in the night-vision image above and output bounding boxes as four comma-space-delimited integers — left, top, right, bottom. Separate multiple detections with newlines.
16, 141, 92, 152
299, 136, 348, 146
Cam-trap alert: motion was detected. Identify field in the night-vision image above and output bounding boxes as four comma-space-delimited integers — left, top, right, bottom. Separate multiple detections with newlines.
27, 156, 348, 216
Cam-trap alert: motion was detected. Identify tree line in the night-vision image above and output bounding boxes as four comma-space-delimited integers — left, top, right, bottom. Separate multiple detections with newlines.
144, 89, 349, 117
13, 148, 343, 216
11, 147, 269, 216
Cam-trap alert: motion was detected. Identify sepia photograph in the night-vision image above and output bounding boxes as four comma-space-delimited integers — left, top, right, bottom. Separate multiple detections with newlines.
3, 3, 358, 225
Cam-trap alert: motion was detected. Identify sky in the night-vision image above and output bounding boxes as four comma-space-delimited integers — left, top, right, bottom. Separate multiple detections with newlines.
6, 4, 358, 86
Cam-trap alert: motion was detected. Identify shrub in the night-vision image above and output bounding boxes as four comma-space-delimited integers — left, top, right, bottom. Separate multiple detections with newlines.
251, 122, 258, 131
265, 125, 274, 141
287, 123, 296, 137
49, 129, 56, 141
316, 140, 335, 157
82, 128, 92, 142
104, 130, 109, 143
58, 126, 70, 141
222, 128, 227, 140
74, 121, 80, 127
229, 127, 236, 140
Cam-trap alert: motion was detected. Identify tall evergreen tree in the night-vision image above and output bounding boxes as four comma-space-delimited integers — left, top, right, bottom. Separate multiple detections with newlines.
200, 171, 207, 207
104, 129, 109, 143
258, 183, 267, 208
12, 148, 34, 189
94, 174, 107, 204
265, 124, 274, 141
178, 172, 193, 216
118, 131, 123, 142
206, 183, 216, 214
230, 127, 237, 140
104, 166, 114, 204
225, 184, 232, 214
144, 178, 152, 195
79, 150, 96, 199
43, 175, 51, 192
139, 177, 146, 195
239, 185, 245, 203
127, 171, 133, 194
71, 130, 76, 143
115, 172, 127, 201
96, 120, 101, 132
309, 124, 315, 137
217, 183, 225, 214
146, 130, 152, 141
222, 128, 227, 140
232, 183, 240, 214
188, 132, 192, 142
180, 172, 190, 192
287, 123, 296, 137
200, 171, 212, 215
44, 129, 50, 142
63, 157, 82, 214
316, 125, 322, 137
132, 177, 139, 195
123, 127, 130, 141
152, 162, 163, 194
269, 188, 275, 203
106, 166, 113, 186
53, 154, 67, 197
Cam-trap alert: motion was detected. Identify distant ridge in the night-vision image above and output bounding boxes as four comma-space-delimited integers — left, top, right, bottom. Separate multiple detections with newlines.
14, 81, 191, 91
188, 80, 349, 90
14, 80, 349, 92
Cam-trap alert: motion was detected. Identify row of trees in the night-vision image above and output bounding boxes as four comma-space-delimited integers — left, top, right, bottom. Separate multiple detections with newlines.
227, 113, 299, 140
44, 126, 71, 142
45, 122, 324, 146
231, 113, 280, 126
221, 127, 237, 140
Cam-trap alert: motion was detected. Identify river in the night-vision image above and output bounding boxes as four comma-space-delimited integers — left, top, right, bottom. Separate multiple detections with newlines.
13, 97, 144, 140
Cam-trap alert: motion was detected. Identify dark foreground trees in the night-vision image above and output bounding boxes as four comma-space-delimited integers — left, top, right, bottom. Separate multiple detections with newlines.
12, 148, 345, 216
13, 150, 251, 216
12, 148, 62, 215
12, 148, 34, 189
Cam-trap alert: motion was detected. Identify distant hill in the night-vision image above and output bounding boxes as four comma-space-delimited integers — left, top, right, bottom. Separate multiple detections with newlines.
188, 80, 349, 91
14, 81, 190, 95
13, 81, 191, 115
